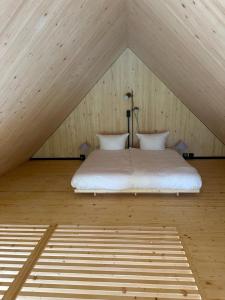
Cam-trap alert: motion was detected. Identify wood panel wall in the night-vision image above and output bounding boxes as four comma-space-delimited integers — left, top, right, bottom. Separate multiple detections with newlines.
34, 49, 225, 158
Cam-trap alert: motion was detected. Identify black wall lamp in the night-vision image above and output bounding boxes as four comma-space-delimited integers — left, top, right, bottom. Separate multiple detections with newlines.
124, 90, 139, 148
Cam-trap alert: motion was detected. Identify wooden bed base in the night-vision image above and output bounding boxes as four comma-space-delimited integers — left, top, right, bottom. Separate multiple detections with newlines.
74, 188, 200, 196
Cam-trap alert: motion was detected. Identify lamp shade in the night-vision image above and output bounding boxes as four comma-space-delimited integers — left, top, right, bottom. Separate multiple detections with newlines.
79, 143, 91, 156
173, 140, 188, 155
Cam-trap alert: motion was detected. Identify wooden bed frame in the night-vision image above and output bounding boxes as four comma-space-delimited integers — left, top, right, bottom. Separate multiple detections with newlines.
74, 188, 200, 196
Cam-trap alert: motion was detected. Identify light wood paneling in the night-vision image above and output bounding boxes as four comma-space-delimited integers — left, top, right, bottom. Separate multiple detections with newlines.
0, 0, 127, 175
0, 159, 225, 299
35, 49, 225, 157
127, 0, 225, 145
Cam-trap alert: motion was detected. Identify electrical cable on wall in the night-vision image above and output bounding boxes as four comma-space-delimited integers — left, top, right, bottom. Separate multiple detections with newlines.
134, 107, 140, 133
124, 90, 139, 148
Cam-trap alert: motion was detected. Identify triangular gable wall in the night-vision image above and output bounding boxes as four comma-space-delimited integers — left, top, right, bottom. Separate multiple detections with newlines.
35, 49, 225, 158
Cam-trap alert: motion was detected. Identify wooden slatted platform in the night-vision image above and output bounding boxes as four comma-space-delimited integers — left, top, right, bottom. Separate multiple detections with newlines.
0, 225, 202, 299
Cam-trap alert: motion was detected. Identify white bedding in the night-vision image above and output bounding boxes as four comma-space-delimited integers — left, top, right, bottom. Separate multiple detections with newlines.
71, 149, 202, 191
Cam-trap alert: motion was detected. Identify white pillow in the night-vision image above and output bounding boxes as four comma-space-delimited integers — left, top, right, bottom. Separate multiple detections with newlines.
97, 133, 129, 150
136, 132, 169, 150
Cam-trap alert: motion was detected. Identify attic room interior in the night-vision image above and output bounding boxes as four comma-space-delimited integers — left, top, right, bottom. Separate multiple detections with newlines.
0, 0, 225, 299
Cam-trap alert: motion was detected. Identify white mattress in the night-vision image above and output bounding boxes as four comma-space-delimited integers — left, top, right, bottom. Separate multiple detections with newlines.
71, 149, 202, 191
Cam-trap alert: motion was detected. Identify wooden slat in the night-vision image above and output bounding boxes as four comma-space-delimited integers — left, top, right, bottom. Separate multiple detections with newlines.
56, 226, 178, 231
43, 248, 185, 254
28, 272, 195, 282
19, 287, 201, 299
31, 267, 193, 275
46, 242, 181, 249
41, 253, 186, 260
25, 278, 198, 289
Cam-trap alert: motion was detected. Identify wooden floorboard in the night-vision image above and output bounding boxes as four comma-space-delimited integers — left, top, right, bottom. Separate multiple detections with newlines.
0, 160, 225, 299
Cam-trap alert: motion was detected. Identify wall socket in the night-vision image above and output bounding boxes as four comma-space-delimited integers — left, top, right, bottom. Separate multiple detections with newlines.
183, 153, 194, 159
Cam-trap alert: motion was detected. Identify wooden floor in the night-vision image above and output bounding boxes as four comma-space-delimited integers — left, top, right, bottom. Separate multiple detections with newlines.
0, 159, 225, 299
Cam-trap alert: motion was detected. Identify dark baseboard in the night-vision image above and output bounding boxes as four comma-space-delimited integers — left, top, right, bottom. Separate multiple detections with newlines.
30, 157, 83, 161
185, 156, 225, 160
30, 156, 225, 161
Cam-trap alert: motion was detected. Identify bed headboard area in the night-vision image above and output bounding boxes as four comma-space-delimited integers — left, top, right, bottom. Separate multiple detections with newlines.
33, 49, 225, 158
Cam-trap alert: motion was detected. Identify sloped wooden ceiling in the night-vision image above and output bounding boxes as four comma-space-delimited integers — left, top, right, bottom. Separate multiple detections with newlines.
0, 0, 127, 175
1, 0, 225, 175
127, 0, 225, 144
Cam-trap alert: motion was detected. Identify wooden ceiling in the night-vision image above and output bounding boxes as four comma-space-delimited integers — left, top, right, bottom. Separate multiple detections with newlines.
0, 0, 127, 175
1, 0, 225, 175
127, 0, 225, 144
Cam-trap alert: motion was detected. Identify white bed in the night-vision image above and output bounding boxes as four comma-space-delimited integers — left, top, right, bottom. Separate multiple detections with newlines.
71, 149, 202, 194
